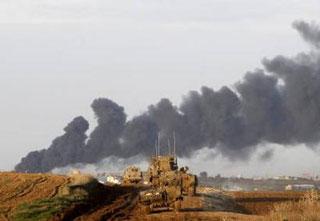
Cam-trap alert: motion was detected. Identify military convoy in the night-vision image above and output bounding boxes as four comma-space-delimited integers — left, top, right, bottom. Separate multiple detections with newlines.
122, 144, 198, 213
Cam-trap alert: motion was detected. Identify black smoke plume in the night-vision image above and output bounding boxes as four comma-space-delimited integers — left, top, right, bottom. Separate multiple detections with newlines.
15, 116, 89, 173
15, 20, 320, 173
293, 20, 320, 49
82, 98, 127, 163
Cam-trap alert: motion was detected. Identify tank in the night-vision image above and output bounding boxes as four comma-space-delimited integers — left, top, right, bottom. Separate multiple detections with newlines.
179, 167, 198, 196
122, 166, 142, 185
139, 154, 197, 213
144, 155, 178, 185
139, 186, 182, 213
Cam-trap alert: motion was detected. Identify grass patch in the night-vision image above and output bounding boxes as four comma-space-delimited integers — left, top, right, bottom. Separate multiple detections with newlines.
264, 190, 320, 221
10, 195, 86, 221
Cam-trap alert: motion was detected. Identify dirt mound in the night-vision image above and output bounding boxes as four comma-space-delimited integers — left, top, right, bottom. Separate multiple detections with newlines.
73, 186, 139, 221
68, 173, 96, 186
58, 173, 102, 198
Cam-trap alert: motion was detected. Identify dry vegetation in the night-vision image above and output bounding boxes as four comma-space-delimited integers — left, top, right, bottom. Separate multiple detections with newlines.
264, 190, 320, 221
228, 190, 320, 221
230, 191, 304, 215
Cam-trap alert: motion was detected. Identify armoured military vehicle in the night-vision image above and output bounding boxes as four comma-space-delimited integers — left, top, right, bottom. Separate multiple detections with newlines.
139, 153, 198, 213
122, 166, 142, 185
144, 155, 197, 196
122, 134, 198, 213
179, 166, 198, 196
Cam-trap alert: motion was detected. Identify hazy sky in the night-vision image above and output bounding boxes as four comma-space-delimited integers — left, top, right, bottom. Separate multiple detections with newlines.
1, 0, 320, 176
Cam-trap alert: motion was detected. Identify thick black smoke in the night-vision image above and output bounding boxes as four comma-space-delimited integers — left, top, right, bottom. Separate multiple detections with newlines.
82, 98, 126, 163
15, 20, 320, 173
293, 20, 320, 49
120, 114, 158, 157
15, 116, 89, 172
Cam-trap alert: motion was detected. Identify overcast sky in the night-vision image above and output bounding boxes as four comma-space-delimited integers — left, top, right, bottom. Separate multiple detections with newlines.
0, 0, 320, 176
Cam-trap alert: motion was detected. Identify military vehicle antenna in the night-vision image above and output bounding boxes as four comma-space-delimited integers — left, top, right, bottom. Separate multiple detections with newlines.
157, 132, 161, 156
173, 131, 176, 157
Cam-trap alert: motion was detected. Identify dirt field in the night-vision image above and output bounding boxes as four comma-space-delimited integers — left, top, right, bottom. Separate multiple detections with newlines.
0, 172, 139, 221
0, 172, 309, 221
0, 172, 69, 221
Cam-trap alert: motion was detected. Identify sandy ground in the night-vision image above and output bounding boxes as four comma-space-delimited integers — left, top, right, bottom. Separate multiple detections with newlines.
0, 172, 69, 221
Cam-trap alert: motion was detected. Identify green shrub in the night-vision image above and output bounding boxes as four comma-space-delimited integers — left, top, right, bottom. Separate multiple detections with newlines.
11, 196, 85, 221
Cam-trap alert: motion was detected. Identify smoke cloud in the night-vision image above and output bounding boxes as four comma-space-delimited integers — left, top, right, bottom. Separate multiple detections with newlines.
82, 98, 127, 163
293, 20, 320, 49
52, 155, 149, 176
15, 20, 320, 173
259, 149, 274, 162
15, 116, 89, 173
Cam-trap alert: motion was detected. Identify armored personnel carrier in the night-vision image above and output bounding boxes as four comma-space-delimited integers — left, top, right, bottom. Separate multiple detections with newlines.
179, 166, 198, 196
122, 134, 198, 213
122, 166, 142, 185
139, 153, 198, 213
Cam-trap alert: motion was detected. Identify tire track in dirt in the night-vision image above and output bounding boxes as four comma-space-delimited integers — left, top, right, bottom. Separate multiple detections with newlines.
48, 177, 71, 199
14, 177, 47, 199
0, 174, 29, 203
0, 176, 47, 203
109, 191, 139, 221
0, 173, 69, 221
73, 190, 139, 221
1, 176, 48, 220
